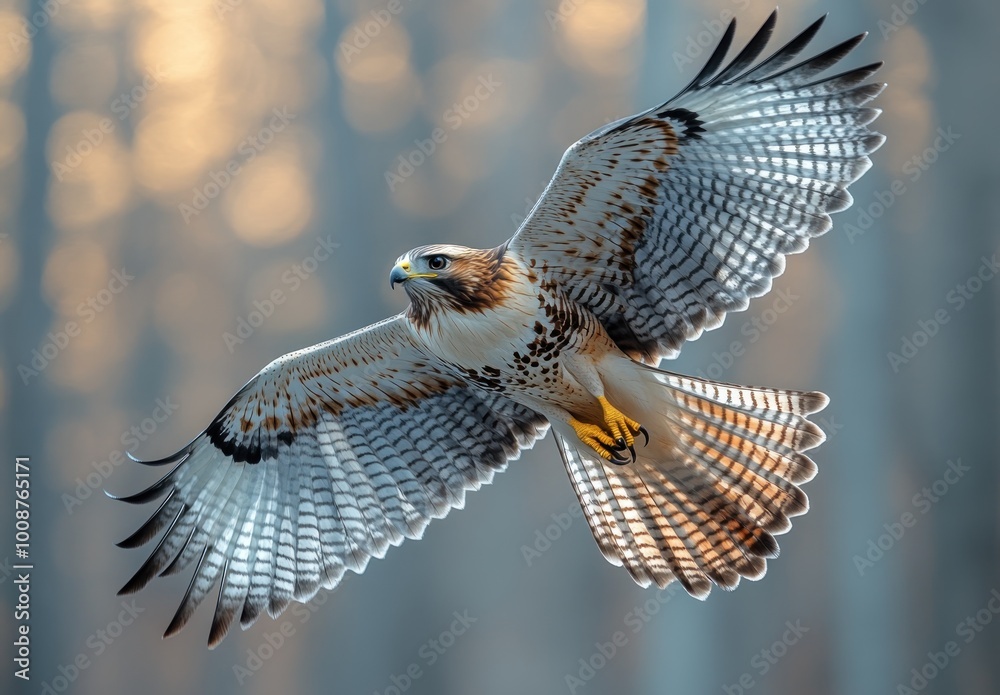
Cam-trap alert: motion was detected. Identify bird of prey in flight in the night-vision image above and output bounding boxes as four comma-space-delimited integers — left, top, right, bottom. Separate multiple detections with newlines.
114, 11, 884, 646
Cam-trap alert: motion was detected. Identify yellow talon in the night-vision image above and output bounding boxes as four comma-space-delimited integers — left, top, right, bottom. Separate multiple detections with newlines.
597, 396, 642, 447
569, 398, 646, 465
569, 419, 621, 462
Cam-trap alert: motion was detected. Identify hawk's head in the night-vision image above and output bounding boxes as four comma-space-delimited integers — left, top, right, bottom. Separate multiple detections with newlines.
390, 243, 516, 323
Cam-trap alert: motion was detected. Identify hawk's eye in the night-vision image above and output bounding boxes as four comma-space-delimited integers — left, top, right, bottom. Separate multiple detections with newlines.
427, 255, 449, 271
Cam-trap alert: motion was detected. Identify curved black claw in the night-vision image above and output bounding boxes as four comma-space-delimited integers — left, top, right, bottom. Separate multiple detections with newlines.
600, 441, 631, 466
608, 448, 631, 466
606, 437, 637, 465
637, 425, 649, 447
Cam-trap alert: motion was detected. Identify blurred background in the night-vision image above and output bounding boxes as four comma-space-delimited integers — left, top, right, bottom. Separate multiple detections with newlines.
1, 0, 998, 693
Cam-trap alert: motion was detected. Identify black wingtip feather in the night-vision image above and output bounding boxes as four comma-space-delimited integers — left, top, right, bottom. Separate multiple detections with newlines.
208, 615, 233, 649
675, 12, 872, 100
802, 62, 885, 95
118, 568, 152, 597
127, 440, 196, 466
115, 490, 177, 549
239, 596, 263, 629
109, 454, 189, 505
839, 60, 885, 84
208, 561, 238, 648
118, 503, 188, 595
108, 472, 177, 505
160, 523, 199, 578
745, 13, 827, 81
681, 16, 736, 94
118, 562, 154, 596
769, 31, 868, 83
708, 9, 777, 86
163, 544, 211, 639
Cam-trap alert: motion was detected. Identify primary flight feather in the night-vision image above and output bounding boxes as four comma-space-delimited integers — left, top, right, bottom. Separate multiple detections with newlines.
114, 11, 884, 646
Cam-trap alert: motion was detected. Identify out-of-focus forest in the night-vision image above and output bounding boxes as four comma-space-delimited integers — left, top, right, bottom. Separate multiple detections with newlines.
1, 0, 998, 693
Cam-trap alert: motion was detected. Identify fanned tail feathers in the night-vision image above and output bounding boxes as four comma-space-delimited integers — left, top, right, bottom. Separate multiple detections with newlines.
555, 372, 826, 597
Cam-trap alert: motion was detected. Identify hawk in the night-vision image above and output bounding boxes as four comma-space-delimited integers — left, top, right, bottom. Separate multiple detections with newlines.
115, 11, 884, 646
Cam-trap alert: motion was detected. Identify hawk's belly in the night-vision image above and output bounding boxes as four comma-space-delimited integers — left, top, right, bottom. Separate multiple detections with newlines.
416, 289, 607, 417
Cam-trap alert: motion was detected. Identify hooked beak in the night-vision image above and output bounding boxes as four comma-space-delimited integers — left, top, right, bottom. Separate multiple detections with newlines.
389, 264, 409, 289
389, 260, 437, 289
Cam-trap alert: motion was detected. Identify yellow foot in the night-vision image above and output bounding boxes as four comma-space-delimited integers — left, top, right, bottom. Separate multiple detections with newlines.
569, 418, 630, 464
597, 396, 644, 448
569, 398, 648, 466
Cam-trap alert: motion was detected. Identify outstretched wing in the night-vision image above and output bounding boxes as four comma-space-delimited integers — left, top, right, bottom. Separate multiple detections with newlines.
113, 314, 547, 646
507, 11, 884, 362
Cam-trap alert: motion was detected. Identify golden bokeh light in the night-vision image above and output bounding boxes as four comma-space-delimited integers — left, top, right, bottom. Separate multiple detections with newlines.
138, 0, 211, 21
223, 152, 313, 247
561, 0, 645, 51
251, 0, 324, 35
435, 134, 496, 185
154, 270, 233, 357
336, 20, 411, 85
46, 113, 132, 230
424, 57, 538, 133
48, 416, 121, 488
135, 17, 225, 84
554, 0, 646, 77
0, 10, 32, 86
548, 91, 626, 148
49, 0, 126, 32
341, 75, 421, 133
389, 159, 469, 218
41, 238, 111, 317
0, 99, 26, 168
132, 101, 240, 194
337, 21, 420, 132
47, 316, 133, 392
243, 257, 330, 335
880, 26, 934, 172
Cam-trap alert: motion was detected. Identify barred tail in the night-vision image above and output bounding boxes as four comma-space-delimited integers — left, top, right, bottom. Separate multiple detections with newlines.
554, 371, 827, 597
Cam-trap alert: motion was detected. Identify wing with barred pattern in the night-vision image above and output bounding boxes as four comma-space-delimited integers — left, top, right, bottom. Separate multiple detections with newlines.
113, 314, 547, 646
508, 11, 884, 362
